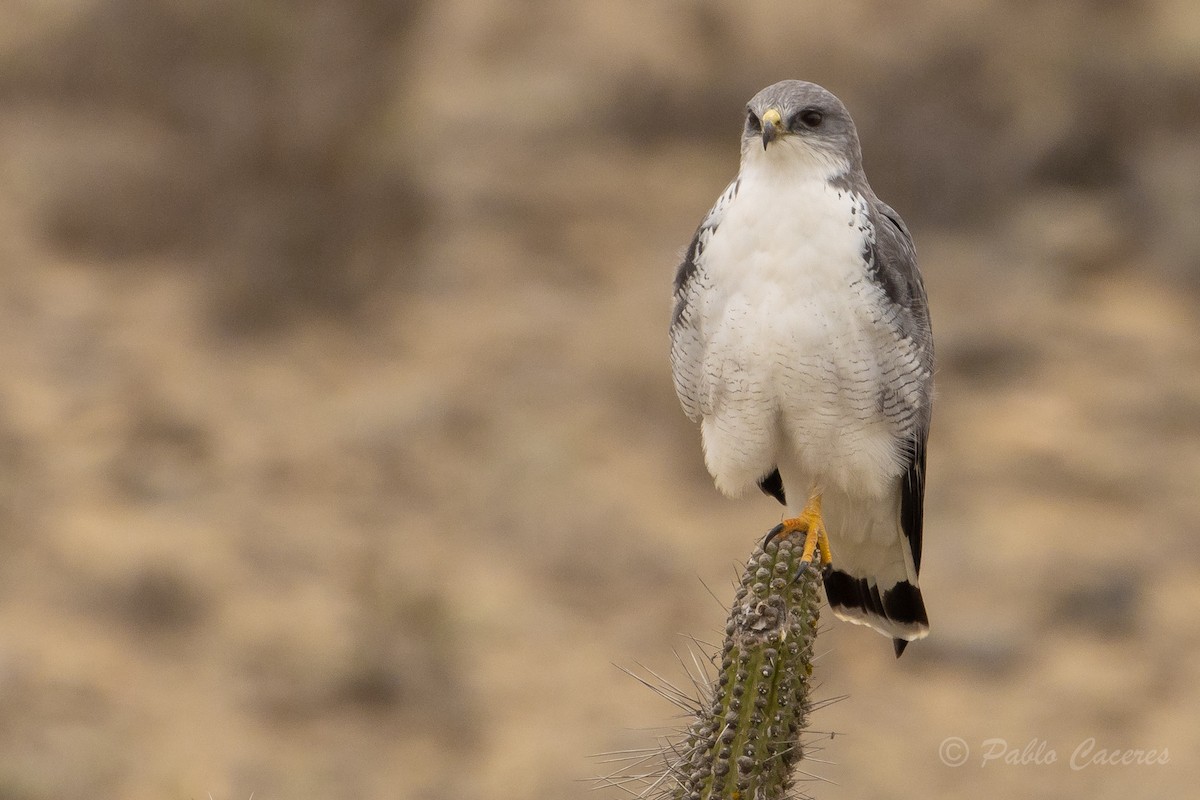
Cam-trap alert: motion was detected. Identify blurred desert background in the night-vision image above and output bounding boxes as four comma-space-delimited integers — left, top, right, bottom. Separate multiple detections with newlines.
0, 1, 1199, 798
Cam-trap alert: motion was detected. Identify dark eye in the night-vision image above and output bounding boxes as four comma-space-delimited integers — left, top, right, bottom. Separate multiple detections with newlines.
792, 108, 824, 129
745, 109, 761, 133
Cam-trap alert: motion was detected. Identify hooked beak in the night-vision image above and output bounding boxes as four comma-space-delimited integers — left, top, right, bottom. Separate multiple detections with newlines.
761, 107, 783, 149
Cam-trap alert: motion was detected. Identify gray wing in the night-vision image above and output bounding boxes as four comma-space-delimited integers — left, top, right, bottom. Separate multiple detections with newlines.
866, 198, 933, 573
669, 179, 739, 422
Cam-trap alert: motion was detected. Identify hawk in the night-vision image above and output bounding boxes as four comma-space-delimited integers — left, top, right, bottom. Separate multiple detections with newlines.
669, 80, 933, 657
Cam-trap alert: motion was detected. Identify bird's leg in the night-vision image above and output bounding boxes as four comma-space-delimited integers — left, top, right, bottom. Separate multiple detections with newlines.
762, 493, 832, 568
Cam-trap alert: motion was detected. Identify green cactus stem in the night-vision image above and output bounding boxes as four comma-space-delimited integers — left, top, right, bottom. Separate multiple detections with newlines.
672, 534, 821, 800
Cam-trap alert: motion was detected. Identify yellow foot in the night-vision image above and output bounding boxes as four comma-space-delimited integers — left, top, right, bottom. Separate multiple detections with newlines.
762, 495, 832, 567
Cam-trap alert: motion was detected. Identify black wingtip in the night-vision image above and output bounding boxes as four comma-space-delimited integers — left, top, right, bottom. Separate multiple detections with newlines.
757, 468, 786, 505
893, 638, 908, 658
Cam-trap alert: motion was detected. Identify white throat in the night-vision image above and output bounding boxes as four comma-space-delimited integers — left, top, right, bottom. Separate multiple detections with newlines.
740, 137, 851, 185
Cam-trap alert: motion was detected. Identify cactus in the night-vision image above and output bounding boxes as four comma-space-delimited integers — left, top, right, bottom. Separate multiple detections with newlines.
671, 534, 821, 800
600, 534, 823, 799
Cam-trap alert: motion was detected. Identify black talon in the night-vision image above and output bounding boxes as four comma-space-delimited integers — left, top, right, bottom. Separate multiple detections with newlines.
789, 562, 808, 583
763, 523, 787, 548
790, 559, 832, 584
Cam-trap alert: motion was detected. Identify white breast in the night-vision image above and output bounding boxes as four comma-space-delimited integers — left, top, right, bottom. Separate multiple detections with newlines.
694, 159, 906, 500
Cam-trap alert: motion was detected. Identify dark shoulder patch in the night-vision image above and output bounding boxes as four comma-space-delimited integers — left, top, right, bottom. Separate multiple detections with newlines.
670, 232, 703, 331
673, 232, 701, 295
672, 177, 739, 331
864, 210, 915, 308
881, 208, 911, 240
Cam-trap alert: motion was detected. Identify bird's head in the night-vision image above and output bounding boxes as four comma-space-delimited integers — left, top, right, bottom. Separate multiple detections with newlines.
741, 80, 863, 178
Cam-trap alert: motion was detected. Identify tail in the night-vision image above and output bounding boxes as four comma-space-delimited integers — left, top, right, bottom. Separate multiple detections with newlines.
823, 568, 928, 657
820, 487, 929, 658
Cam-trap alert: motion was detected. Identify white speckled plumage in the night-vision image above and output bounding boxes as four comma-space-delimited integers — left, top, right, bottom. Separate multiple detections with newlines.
670, 81, 934, 647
